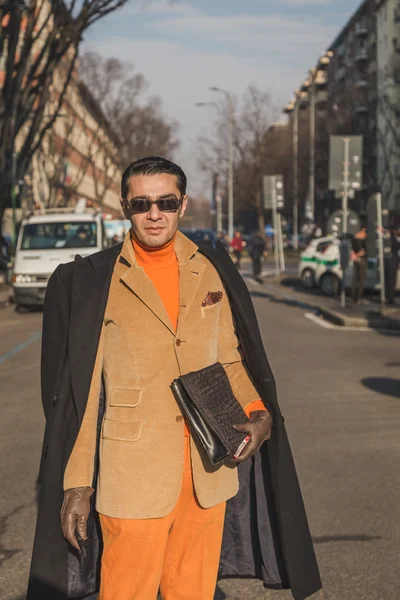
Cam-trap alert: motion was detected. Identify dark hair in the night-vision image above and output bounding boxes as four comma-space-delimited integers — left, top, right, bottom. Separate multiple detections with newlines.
121, 156, 187, 199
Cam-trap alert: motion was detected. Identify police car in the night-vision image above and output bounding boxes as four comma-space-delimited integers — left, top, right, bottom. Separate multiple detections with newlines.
299, 237, 385, 296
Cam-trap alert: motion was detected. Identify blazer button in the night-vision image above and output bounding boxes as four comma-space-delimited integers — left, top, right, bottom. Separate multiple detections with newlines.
176, 415, 184, 423
53, 394, 60, 406
176, 339, 182, 347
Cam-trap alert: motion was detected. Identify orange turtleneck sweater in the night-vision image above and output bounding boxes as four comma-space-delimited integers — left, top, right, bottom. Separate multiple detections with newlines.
132, 235, 266, 436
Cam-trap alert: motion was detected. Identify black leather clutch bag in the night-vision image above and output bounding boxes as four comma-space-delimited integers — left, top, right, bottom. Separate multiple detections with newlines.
171, 362, 250, 467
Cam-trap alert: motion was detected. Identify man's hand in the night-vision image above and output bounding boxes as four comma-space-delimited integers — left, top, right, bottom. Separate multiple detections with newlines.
60, 486, 94, 551
233, 410, 273, 463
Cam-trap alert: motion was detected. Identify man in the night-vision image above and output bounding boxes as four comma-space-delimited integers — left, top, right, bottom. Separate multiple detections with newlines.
249, 230, 267, 283
382, 225, 400, 305
28, 157, 320, 600
351, 226, 368, 304
217, 230, 229, 251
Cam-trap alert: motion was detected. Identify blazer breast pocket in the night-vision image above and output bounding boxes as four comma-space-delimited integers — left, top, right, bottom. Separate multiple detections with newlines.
201, 302, 221, 318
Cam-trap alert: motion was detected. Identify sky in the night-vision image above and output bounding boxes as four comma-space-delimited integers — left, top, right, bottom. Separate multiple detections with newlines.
84, 0, 363, 196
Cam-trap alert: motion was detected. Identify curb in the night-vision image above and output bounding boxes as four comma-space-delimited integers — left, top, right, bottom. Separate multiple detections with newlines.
317, 306, 400, 330
250, 275, 400, 331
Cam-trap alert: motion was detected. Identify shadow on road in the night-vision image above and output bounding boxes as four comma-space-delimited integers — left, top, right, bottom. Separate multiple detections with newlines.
313, 534, 381, 544
214, 585, 227, 599
249, 288, 319, 314
361, 377, 400, 399
10, 585, 228, 600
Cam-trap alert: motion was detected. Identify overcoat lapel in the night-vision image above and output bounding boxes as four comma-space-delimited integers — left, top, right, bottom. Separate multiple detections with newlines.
68, 245, 121, 424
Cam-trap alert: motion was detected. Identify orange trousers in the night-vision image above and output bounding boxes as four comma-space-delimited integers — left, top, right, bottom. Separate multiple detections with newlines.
98, 437, 226, 600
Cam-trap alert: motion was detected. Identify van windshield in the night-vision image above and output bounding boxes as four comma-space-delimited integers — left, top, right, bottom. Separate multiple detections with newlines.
21, 222, 98, 250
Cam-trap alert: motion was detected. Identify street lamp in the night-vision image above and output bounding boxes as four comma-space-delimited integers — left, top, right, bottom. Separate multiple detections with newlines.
284, 93, 300, 251
195, 101, 222, 231
209, 86, 234, 239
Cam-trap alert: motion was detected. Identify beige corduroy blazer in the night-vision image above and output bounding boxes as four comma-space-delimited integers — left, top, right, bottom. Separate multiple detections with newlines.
64, 231, 259, 519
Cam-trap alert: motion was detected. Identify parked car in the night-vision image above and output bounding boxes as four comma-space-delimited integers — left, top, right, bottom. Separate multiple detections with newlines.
298, 236, 387, 296
180, 228, 217, 245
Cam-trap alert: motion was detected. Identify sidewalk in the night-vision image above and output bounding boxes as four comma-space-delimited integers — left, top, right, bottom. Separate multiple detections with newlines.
0, 284, 12, 308
277, 275, 400, 330
240, 259, 400, 330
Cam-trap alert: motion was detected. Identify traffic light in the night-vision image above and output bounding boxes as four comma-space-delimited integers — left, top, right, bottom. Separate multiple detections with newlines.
263, 175, 285, 212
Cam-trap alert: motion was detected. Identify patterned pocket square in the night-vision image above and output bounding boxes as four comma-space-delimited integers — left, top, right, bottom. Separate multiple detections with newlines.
202, 291, 223, 307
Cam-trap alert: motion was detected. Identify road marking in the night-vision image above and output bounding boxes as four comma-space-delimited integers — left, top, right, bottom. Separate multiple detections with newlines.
304, 312, 400, 335
0, 331, 42, 365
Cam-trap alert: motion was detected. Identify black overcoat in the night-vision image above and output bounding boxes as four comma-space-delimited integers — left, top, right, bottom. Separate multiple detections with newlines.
27, 240, 321, 600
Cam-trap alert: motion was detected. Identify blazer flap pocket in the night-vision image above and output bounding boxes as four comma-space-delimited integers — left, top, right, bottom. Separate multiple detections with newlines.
102, 419, 142, 442
110, 388, 142, 408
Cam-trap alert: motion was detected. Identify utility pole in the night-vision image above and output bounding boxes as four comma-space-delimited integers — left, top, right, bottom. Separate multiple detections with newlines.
271, 176, 280, 277
210, 87, 234, 239
340, 137, 350, 308
342, 137, 350, 236
376, 192, 386, 308
11, 151, 18, 248
293, 97, 299, 251
227, 97, 234, 240
309, 70, 316, 223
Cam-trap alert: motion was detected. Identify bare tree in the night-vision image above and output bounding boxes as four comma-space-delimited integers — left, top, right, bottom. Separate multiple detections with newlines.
197, 84, 277, 232
79, 51, 180, 168
0, 0, 131, 226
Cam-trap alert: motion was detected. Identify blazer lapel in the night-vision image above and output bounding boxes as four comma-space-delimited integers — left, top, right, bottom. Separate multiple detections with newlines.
119, 264, 175, 335
68, 247, 119, 424
176, 257, 205, 334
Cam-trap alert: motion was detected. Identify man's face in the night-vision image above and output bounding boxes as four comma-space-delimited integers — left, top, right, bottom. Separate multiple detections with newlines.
121, 173, 187, 248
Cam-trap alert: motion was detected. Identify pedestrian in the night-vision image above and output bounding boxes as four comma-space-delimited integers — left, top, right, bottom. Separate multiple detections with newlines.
28, 157, 321, 600
382, 225, 400, 305
217, 230, 229, 251
230, 230, 245, 268
249, 230, 267, 283
351, 226, 368, 304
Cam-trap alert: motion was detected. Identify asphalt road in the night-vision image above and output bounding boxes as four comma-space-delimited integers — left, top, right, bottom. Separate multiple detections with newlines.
0, 280, 399, 600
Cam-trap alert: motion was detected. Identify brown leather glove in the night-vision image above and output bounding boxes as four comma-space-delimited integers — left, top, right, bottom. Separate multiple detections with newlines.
60, 486, 94, 551
233, 410, 273, 463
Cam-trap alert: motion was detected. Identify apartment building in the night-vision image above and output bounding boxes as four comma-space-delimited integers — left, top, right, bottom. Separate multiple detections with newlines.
327, 0, 377, 198
283, 0, 400, 225
375, 0, 400, 213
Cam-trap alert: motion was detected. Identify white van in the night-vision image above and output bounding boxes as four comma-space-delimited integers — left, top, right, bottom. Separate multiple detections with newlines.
13, 210, 108, 309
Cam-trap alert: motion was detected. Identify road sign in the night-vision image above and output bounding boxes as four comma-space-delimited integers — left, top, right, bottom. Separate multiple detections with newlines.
329, 135, 363, 199
326, 209, 360, 237
263, 175, 284, 211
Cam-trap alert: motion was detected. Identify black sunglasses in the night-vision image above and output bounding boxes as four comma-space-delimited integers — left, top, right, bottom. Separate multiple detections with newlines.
124, 196, 184, 214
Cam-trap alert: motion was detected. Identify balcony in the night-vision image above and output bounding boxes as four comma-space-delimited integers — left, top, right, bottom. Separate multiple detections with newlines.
355, 104, 368, 114
316, 90, 329, 104
355, 49, 368, 62
336, 66, 346, 81
355, 76, 368, 87
356, 23, 368, 36
298, 90, 309, 108
315, 70, 327, 86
